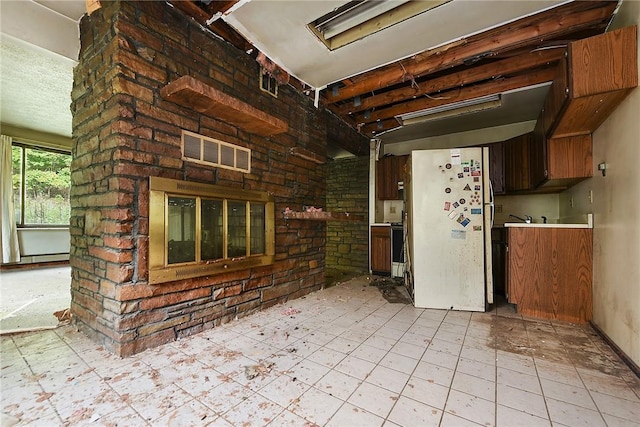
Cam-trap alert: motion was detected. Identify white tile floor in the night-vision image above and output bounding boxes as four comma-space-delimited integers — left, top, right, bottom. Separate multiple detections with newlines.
2, 276, 640, 426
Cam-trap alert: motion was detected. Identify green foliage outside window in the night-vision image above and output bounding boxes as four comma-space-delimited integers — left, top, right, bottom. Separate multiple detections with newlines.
12, 145, 71, 226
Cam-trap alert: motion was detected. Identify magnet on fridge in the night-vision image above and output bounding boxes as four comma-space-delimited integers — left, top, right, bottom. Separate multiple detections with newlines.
461, 218, 471, 227
453, 202, 460, 208
445, 187, 451, 193
463, 167, 470, 173
471, 170, 481, 177
459, 198, 466, 204
444, 201, 451, 211
445, 163, 452, 169
457, 173, 464, 179
473, 225, 482, 231
448, 210, 458, 219
456, 214, 465, 223
474, 185, 481, 191
463, 184, 471, 191
471, 208, 482, 214
473, 177, 480, 182
464, 207, 468, 211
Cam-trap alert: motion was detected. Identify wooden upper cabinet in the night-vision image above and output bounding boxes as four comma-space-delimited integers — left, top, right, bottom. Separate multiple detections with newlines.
376, 155, 408, 200
545, 26, 638, 139
487, 142, 505, 195
504, 133, 533, 193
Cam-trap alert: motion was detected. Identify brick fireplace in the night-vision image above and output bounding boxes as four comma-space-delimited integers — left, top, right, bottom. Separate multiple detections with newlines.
70, 1, 367, 356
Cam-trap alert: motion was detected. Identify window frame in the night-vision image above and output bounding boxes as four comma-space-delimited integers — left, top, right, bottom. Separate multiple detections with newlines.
11, 142, 71, 228
149, 177, 275, 284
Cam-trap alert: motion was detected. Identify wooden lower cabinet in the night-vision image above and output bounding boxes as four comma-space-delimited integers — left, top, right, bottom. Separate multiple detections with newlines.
370, 225, 391, 275
506, 227, 592, 323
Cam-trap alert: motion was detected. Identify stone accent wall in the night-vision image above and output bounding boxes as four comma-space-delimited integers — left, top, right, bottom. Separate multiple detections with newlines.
70, 1, 366, 356
326, 156, 369, 274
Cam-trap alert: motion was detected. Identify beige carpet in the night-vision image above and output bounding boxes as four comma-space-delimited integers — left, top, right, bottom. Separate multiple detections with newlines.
0, 266, 71, 334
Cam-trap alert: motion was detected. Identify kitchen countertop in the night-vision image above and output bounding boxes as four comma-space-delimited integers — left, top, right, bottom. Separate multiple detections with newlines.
502, 214, 593, 229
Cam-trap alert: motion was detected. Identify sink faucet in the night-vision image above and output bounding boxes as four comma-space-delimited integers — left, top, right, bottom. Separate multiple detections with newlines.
509, 214, 532, 223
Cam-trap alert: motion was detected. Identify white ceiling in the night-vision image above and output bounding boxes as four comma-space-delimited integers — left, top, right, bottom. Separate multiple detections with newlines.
0, 0, 84, 139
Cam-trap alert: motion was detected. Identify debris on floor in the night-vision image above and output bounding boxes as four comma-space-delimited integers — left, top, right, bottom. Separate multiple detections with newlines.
244, 361, 275, 380
280, 307, 301, 316
369, 276, 412, 304
53, 308, 72, 325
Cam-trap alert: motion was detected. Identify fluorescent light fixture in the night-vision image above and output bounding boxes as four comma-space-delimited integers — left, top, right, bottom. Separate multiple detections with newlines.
309, 0, 451, 51
397, 94, 502, 125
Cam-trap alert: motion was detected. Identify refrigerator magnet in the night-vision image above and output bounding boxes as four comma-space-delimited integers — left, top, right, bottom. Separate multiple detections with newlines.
473, 225, 482, 231
463, 184, 471, 191
448, 210, 458, 219
445, 187, 451, 193
471, 170, 481, 176
459, 198, 466, 204
456, 214, 465, 223
471, 208, 482, 214
444, 201, 451, 211
457, 173, 464, 179
461, 218, 471, 227
473, 177, 480, 182
453, 202, 460, 208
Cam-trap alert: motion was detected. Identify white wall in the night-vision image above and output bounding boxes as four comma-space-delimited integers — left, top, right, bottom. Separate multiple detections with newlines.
561, 1, 640, 366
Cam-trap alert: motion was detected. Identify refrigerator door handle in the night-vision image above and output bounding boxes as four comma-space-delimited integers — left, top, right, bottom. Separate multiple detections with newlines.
488, 179, 495, 228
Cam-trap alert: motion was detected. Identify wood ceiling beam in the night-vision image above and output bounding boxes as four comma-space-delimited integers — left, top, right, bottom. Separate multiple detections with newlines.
326, 1, 615, 104
356, 67, 557, 127
336, 48, 565, 115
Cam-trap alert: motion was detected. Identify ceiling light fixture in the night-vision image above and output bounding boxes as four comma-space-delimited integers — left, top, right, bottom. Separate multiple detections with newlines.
397, 94, 502, 126
309, 0, 451, 51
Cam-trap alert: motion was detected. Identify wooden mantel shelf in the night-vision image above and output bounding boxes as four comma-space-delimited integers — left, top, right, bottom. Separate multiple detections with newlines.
160, 76, 288, 137
283, 211, 364, 221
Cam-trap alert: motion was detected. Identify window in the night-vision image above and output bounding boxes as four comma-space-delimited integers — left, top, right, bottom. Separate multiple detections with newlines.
149, 177, 275, 284
182, 130, 251, 173
11, 144, 71, 226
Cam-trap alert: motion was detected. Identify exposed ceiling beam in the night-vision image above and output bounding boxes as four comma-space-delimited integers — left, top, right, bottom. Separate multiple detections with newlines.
335, 48, 565, 116
326, 1, 616, 104
359, 67, 557, 135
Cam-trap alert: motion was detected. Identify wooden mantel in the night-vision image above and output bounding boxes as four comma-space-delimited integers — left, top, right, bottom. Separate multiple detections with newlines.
160, 75, 288, 136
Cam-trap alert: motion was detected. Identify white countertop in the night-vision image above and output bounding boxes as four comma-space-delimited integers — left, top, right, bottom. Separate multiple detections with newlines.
503, 214, 593, 229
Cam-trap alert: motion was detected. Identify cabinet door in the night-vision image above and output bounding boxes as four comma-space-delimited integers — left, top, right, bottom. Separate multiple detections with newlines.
370, 226, 391, 274
504, 133, 533, 192
530, 113, 548, 188
488, 142, 505, 195
547, 135, 592, 181
376, 155, 408, 200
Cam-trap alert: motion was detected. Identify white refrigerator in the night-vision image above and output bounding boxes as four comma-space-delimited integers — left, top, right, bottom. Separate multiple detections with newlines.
406, 147, 494, 311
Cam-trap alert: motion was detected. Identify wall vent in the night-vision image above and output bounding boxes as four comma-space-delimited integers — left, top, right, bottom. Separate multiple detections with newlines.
260, 72, 278, 97
182, 130, 251, 173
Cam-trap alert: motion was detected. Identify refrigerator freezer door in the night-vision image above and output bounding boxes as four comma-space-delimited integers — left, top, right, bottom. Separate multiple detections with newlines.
409, 148, 487, 311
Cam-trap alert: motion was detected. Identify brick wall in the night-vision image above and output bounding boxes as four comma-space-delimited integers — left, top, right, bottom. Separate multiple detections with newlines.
326, 157, 370, 275
69, 1, 366, 356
